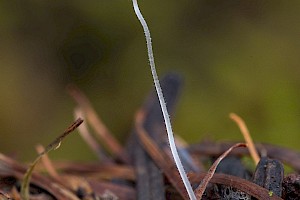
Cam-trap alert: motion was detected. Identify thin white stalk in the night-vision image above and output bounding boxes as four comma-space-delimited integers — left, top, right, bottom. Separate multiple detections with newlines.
132, 1, 196, 199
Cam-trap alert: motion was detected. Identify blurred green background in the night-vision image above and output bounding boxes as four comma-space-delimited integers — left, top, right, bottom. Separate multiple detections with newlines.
1, 0, 299, 161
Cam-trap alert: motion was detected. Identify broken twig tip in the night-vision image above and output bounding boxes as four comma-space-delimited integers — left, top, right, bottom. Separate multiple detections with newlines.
20, 118, 84, 200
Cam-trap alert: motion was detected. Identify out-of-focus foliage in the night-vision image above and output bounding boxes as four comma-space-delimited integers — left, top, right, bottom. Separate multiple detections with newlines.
1, 0, 299, 161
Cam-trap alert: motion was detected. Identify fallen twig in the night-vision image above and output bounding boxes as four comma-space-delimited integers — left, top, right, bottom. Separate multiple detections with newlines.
189, 172, 283, 200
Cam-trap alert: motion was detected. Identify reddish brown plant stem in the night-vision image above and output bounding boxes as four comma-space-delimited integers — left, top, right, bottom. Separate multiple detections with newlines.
194, 143, 246, 199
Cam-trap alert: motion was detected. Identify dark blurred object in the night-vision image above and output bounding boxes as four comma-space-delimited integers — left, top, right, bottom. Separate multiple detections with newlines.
216, 156, 250, 179
128, 73, 183, 200
215, 156, 251, 200
282, 174, 300, 200
252, 157, 284, 197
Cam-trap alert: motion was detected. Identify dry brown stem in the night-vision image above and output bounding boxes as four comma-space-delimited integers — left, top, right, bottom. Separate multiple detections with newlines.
194, 143, 246, 199
35, 144, 60, 182
74, 107, 108, 161
67, 85, 126, 162
229, 113, 260, 165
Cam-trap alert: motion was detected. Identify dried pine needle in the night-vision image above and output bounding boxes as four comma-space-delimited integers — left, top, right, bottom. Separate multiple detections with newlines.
229, 113, 260, 165
20, 118, 83, 200
36, 144, 60, 182
74, 107, 107, 160
194, 143, 247, 199
67, 85, 124, 159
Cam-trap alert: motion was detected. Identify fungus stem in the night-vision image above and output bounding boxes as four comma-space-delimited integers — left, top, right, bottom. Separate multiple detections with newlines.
132, 1, 196, 199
